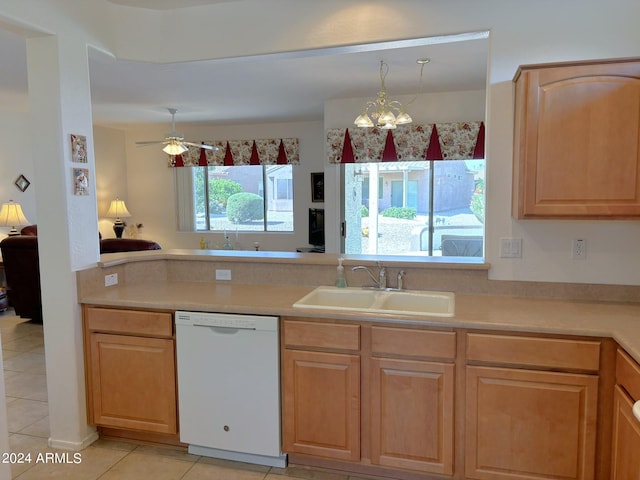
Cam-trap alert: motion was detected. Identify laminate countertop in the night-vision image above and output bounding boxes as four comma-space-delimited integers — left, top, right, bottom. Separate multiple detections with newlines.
79, 281, 640, 362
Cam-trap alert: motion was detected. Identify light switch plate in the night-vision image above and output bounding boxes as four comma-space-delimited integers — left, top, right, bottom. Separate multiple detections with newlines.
499, 238, 523, 258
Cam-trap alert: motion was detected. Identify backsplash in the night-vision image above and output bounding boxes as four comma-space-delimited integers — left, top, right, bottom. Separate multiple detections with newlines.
77, 252, 640, 304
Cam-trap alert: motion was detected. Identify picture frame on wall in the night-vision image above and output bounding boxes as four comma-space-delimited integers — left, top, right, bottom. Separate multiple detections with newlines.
73, 168, 89, 196
14, 174, 30, 192
311, 172, 324, 203
70, 134, 88, 163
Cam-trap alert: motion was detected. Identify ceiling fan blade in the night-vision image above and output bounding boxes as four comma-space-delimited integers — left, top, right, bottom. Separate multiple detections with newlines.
182, 141, 220, 151
136, 140, 168, 146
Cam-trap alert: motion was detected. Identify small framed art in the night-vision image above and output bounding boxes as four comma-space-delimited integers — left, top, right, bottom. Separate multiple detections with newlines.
70, 134, 88, 163
14, 174, 30, 192
73, 168, 89, 196
311, 172, 324, 202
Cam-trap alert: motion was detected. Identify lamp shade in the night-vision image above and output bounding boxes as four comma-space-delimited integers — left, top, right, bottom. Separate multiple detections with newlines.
106, 199, 131, 220
0, 200, 30, 235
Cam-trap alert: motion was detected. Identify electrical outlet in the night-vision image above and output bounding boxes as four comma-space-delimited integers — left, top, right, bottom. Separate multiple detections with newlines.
572, 239, 586, 259
215, 269, 232, 281
104, 273, 118, 287
499, 238, 523, 258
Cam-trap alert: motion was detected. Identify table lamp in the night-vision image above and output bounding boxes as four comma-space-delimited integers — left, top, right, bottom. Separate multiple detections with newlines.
106, 198, 131, 238
0, 200, 30, 236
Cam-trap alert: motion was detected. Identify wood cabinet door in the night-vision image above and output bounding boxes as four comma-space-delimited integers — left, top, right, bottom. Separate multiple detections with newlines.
282, 349, 360, 461
513, 60, 640, 218
466, 366, 598, 480
88, 333, 177, 434
370, 357, 454, 475
611, 385, 640, 479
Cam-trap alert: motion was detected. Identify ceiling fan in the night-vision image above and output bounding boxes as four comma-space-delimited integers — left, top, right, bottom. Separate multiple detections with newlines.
136, 108, 219, 155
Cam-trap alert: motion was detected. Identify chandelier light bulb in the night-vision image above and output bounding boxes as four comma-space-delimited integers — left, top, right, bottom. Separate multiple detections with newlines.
354, 113, 374, 128
378, 110, 396, 126
395, 111, 412, 125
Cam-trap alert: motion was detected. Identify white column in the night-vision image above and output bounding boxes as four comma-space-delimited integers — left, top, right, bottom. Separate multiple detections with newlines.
26, 33, 99, 450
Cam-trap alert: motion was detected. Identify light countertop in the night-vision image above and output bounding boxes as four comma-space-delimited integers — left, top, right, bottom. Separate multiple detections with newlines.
79, 281, 640, 362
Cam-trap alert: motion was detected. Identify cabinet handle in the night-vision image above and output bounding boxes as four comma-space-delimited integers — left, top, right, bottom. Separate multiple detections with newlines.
633, 400, 640, 422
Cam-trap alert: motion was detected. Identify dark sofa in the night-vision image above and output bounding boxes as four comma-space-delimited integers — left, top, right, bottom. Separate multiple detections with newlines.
100, 237, 161, 254
0, 225, 161, 322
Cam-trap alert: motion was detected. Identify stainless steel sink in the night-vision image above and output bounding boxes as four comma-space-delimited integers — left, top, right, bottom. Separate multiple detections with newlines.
293, 286, 455, 317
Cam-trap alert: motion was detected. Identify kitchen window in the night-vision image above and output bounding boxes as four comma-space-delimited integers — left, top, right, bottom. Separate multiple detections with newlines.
342, 159, 485, 257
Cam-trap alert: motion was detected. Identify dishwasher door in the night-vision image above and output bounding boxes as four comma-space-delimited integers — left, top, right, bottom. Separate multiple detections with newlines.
175, 312, 285, 466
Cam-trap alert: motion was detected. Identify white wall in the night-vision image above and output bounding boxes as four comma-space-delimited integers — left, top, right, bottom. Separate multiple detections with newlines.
120, 120, 324, 251
94, 126, 128, 238
0, 109, 37, 232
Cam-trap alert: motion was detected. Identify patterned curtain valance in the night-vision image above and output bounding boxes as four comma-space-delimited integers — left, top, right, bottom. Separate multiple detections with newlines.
326, 121, 485, 164
169, 138, 299, 167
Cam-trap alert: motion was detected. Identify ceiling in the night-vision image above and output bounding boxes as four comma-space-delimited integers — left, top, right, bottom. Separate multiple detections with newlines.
0, 19, 488, 128
107, 0, 242, 10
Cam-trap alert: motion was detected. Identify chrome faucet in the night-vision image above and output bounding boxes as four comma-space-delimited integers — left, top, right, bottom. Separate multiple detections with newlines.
352, 263, 387, 289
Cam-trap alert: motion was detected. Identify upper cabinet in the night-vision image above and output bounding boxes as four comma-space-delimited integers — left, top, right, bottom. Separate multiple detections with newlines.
512, 58, 640, 219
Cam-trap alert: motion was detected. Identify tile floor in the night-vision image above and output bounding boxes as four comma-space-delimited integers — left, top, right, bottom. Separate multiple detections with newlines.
1, 312, 388, 480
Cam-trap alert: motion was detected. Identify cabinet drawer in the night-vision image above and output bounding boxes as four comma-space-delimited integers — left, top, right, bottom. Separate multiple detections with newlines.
616, 348, 640, 401
283, 320, 360, 351
85, 307, 173, 337
466, 333, 600, 371
371, 326, 455, 360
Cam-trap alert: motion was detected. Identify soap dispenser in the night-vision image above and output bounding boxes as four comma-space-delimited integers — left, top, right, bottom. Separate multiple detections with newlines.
335, 257, 348, 288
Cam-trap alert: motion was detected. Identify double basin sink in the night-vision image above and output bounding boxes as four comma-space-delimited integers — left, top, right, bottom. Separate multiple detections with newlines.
293, 286, 455, 317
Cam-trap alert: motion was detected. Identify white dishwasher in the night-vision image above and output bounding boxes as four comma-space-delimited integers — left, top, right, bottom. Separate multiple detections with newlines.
175, 311, 286, 467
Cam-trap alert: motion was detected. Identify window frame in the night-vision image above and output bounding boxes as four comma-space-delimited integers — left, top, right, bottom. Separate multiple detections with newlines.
341, 159, 485, 258
176, 165, 295, 233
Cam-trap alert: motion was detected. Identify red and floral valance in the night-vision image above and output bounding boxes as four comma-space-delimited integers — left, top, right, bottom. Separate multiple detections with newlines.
326, 121, 485, 163
169, 138, 299, 167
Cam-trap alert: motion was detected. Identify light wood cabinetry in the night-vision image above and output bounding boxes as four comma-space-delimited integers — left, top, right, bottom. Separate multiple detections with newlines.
611, 349, 640, 479
283, 349, 360, 460
369, 326, 455, 475
282, 320, 361, 461
465, 333, 600, 480
83, 306, 177, 435
281, 318, 456, 477
512, 58, 640, 219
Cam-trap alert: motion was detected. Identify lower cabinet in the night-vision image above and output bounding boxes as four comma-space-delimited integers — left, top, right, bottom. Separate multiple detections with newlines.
465, 333, 601, 480
611, 349, 640, 479
282, 318, 456, 477
370, 357, 454, 474
83, 306, 177, 435
465, 366, 598, 480
611, 385, 640, 479
282, 349, 360, 461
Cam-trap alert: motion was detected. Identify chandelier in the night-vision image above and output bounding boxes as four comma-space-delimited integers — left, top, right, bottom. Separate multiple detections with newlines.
354, 58, 429, 130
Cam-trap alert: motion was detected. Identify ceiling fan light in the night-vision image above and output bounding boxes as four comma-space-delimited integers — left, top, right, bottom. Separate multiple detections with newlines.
163, 143, 188, 155
354, 113, 374, 128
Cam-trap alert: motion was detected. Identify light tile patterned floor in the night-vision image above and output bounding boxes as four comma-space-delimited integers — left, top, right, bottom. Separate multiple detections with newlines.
1, 312, 385, 480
